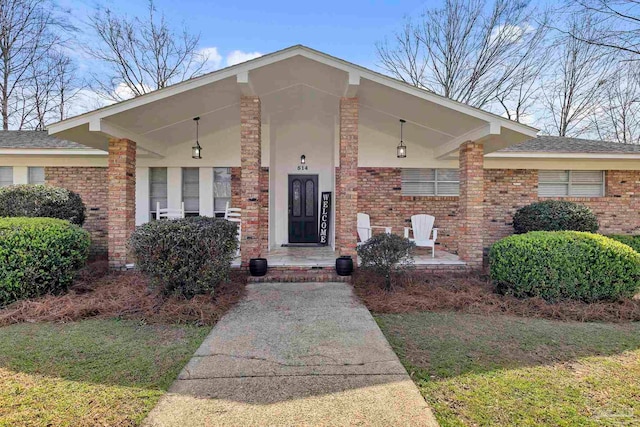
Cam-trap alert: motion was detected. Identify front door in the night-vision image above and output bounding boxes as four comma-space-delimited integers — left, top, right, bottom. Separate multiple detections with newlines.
288, 175, 319, 243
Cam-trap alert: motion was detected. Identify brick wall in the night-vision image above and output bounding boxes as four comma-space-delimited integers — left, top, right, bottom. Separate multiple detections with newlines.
357, 168, 460, 252
45, 166, 108, 257
458, 141, 484, 267
484, 169, 640, 246
108, 138, 136, 269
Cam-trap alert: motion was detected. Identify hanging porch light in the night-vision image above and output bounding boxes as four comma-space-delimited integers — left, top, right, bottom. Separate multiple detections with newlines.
192, 117, 202, 159
397, 119, 407, 158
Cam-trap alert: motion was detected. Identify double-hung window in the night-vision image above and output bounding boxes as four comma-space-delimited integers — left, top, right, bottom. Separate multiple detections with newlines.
401, 168, 460, 196
149, 167, 167, 218
182, 168, 200, 216
0, 167, 12, 187
213, 167, 232, 217
28, 167, 45, 184
538, 170, 604, 197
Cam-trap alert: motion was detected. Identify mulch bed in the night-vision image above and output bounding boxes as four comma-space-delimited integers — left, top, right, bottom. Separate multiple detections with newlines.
0, 261, 246, 327
352, 270, 640, 323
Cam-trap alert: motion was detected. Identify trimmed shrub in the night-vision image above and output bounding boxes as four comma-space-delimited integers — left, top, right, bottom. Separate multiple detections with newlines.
512, 200, 598, 234
357, 233, 415, 291
0, 184, 86, 226
490, 231, 640, 302
129, 217, 239, 298
0, 217, 90, 306
608, 235, 640, 253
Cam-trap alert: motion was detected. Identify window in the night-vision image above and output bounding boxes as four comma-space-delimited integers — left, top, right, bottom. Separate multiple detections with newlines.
149, 167, 167, 217
182, 167, 199, 216
538, 170, 604, 197
0, 167, 12, 187
401, 168, 460, 196
213, 167, 231, 217
28, 167, 45, 184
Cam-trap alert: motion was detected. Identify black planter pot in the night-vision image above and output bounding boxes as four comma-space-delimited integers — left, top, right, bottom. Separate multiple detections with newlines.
249, 258, 268, 276
335, 256, 354, 276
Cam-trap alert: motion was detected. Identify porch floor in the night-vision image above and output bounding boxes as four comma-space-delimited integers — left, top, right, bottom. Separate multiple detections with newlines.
232, 246, 465, 268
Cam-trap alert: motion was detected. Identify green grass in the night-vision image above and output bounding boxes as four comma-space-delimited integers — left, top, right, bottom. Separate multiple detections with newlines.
0, 319, 208, 426
376, 312, 640, 426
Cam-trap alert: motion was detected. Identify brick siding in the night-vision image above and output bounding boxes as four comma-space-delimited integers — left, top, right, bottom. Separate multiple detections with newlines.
45, 166, 108, 257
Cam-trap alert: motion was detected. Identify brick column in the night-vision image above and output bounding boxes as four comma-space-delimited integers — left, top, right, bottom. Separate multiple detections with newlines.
240, 96, 262, 265
336, 97, 359, 258
458, 141, 484, 268
108, 138, 136, 269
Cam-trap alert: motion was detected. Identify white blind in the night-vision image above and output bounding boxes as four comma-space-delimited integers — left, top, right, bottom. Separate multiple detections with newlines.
0, 167, 12, 187
182, 168, 200, 213
539, 170, 603, 197
149, 167, 167, 212
28, 167, 45, 184
213, 167, 231, 213
401, 168, 459, 196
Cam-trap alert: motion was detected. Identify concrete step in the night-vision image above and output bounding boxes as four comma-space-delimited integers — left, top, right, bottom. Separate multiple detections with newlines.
247, 266, 351, 283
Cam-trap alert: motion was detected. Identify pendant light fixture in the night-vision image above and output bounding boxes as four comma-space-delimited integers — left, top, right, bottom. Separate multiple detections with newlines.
397, 119, 407, 158
192, 117, 202, 159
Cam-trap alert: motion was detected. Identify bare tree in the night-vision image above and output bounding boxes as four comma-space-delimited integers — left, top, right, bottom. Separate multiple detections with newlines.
87, 0, 210, 101
592, 63, 640, 143
568, 0, 640, 57
540, 15, 612, 137
377, 0, 549, 112
0, 0, 68, 129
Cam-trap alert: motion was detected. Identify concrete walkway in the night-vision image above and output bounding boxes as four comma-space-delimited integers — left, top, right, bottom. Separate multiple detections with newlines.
143, 282, 438, 427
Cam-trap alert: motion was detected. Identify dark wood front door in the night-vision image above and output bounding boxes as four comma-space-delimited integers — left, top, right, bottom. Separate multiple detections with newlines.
288, 175, 319, 243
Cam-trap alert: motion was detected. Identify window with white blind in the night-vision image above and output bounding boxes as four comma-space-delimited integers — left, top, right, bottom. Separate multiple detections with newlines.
213, 167, 232, 217
28, 167, 45, 184
149, 167, 167, 216
538, 170, 604, 197
182, 168, 200, 216
0, 167, 12, 187
401, 168, 460, 196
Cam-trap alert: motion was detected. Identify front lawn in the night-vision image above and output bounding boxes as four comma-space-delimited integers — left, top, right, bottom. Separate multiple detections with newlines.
0, 319, 207, 426
377, 311, 640, 426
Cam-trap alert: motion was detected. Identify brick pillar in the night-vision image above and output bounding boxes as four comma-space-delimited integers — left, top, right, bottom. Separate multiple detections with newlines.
458, 141, 484, 268
240, 96, 262, 265
108, 138, 136, 269
336, 97, 359, 258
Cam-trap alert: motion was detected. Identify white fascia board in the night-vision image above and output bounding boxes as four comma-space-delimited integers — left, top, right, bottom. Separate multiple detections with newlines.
0, 148, 106, 156
434, 123, 500, 159
486, 151, 640, 159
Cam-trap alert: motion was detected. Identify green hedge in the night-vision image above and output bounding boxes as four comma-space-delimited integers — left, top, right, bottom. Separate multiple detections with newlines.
0, 217, 90, 306
490, 231, 640, 302
608, 235, 640, 253
130, 217, 239, 298
0, 184, 86, 225
513, 200, 598, 234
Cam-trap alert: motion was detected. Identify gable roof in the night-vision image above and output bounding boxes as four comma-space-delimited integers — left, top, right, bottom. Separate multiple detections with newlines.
0, 130, 89, 149
499, 135, 640, 153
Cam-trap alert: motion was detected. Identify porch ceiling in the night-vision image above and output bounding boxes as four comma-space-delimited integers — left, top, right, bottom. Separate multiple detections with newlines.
47, 45, 537, 158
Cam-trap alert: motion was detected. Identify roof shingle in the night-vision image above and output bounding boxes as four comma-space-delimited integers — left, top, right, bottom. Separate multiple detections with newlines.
499, 135, 640, 153
0, 130, 89, 149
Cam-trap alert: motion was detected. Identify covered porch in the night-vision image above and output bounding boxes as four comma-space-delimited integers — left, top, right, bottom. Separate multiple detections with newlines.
47, 45, 537, 271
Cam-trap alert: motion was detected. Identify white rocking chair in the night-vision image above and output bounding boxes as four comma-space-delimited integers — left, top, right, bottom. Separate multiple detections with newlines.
357, 213, 392, 246
225, 201, 241, 257
156, 202, 185, 220
404, 214, 438, 258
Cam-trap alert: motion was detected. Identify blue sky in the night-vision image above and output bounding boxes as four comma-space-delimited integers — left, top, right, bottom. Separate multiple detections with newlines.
64, 0, 431, 71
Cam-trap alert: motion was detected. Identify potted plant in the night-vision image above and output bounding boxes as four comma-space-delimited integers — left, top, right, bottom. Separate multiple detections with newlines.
249, 257, 268, 276
335, 255, 353, 276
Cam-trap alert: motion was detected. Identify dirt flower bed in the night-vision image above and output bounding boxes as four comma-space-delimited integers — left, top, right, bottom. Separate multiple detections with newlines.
352, 270, 640, 323
0, 261, 246, 327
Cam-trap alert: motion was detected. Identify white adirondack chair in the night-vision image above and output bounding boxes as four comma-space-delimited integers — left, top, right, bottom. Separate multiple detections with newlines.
404, 214, 438, 258
357, 213, 392, 246
225, 201, 242, 256
156, 202, 185, 220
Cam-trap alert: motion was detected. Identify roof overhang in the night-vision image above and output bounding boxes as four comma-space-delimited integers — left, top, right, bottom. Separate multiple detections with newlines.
47, 45, 538, 158
0, 148, 106, 156
486, 151, 640, 160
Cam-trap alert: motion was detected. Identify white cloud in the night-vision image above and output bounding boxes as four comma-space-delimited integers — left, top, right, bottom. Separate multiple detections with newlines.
198, 47, 223, 72
490, 23, 535, 44
225, 50, 262, 67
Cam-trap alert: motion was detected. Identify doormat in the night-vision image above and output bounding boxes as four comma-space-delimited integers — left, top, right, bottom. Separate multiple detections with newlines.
281, 243, 323, 248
